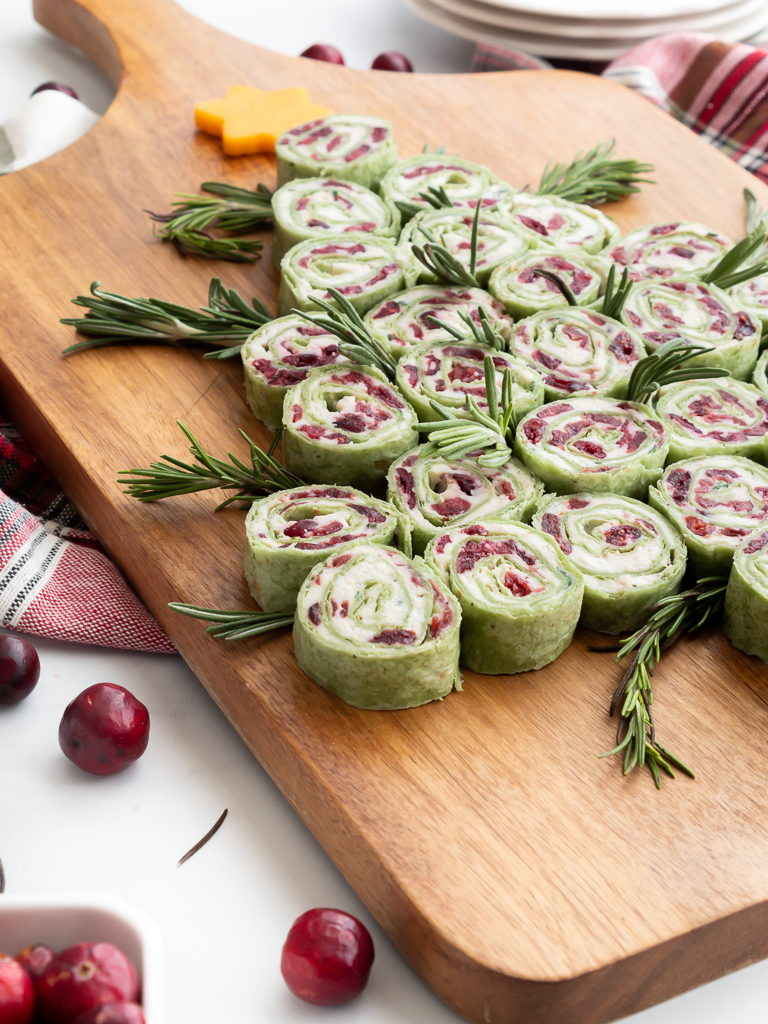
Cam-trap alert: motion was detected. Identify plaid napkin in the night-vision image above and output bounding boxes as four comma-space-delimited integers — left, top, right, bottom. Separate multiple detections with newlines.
6, 29, 768, 651
471, 31, 768, 183
0, 420, 176, 653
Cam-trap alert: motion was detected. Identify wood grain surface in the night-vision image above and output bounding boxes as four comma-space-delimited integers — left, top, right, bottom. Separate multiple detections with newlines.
5, 1, 768, 1021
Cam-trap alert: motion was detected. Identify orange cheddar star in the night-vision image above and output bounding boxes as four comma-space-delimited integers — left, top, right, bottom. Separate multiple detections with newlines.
194, 86, 334, 156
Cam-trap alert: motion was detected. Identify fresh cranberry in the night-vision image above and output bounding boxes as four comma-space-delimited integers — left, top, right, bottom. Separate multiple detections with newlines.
0, 634, 40, 705
280, 908, 374, 1005
15, 943, 54, 980
58, 683, 149, 776
300, 44, 345, 65
0, 953, 35, 1024
71, 1002, 146, 1024
35, 943, 139, 1024
371, 51, 413, 72
30, 81, 79, 100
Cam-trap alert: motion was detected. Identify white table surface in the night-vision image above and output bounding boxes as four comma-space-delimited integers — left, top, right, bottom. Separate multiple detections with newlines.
2, 1, 768, 1022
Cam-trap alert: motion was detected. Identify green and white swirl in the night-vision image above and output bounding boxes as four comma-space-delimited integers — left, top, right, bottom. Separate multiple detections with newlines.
293, 544, 462, 710
654, 378, 768, 464
275, 114, 397, 190
608, 221, 731, 280
723, 530, 768, 663
620, 277, 760, 381
491, 192, 620, 255
647, 454, 768, 576
241, 315, 349, 431
729, 271, 768, 335
278, 234, 409, 316
378, 153, 513, 220
270, 177, 400, 266
243, 485, 407, 613
363, 284, 512, 359
532, 492, 687, 633
395, 341, 544, 423
752, 349, 768, 398
514, 396, 669, 499
281, 364, 419, 491
488, 249, 608, 319
387, 444, 545, 555
509, 306, 644, 402
424, 520, 583, 674
397, 206, 535, 286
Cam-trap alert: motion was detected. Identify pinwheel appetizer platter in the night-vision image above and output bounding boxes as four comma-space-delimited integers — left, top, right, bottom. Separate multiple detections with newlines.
5, 1, 768, 1022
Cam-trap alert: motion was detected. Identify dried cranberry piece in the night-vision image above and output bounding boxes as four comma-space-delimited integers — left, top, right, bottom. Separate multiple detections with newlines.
281, 908, 374, 1005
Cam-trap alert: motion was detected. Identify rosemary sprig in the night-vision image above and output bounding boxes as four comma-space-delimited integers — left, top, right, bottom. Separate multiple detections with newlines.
535, 139, 655, 205
61, 278, 272, 356
395, 185, 455, 219
148, 181, 274, 261
625, 337, 731, 404
700, 224, 768, 290
744, 187, 767, 236
168, 602, 294, 640
598, 264, 632, 320
293, 288, 399, 380
532, 269, 579, 307
119, 421, 305, 508
425, 306, 506, 351
417, 355, 515, 467
597, 576, 728, 787
411, 200, 482, 287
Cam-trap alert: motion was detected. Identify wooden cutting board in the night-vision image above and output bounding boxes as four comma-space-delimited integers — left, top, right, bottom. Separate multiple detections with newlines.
6, 2, 768, 1021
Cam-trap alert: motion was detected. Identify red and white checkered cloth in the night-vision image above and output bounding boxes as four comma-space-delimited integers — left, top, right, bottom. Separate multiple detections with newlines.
0, 422, 175, 653
7, 29, 768, 651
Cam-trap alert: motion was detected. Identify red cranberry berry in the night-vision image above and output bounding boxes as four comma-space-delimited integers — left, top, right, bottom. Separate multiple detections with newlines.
71, 1002, 146, 1024
280, 908, 374, 1006
0, 954, 35, 1024
59, 683, 149, 776
300, 44, 345, 65
15, 943, 54, 980
371, 51, 413, 72
0, 634, 40, 705
35, 943, 139, 1024
31, 81, 79, 100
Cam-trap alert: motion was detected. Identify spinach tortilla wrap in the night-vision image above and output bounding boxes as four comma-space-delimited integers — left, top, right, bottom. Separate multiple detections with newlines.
424, 520, 583, 674
243, 485, 407, 613
723, 530, 768, 663
533, 492, 687, 633
293, 544, 462, 710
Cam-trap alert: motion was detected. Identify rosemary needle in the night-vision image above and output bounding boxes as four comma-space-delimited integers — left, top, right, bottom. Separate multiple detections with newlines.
168, 602, 294, 640
178, 808, 229, 866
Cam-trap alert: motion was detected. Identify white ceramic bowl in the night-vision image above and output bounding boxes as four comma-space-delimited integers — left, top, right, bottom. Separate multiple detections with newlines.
0, 892, 163, 1023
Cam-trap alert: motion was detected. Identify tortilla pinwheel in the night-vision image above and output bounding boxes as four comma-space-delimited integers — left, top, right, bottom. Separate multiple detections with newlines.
424, 520, 583, 674
488, 249, 608, 319
491, 192, 620, 255
278, 234, 410, 316
281, 364, 418, 490
533, 491, 687, 633
270, 176, 400, 266
620, 277, 760, 381
243, 485, 407, 613
654, 378, 768, 464
514, 396, 669, 499
607, 221, 731, 280
647, 454, 768, 575
275, 113, 397, 190
363, 284, 512, 359
379, 152, 513, 220
509, 306, 644, 402
293, 544, 462, 709
723, 530, 768, 663
387, 444, 544, 555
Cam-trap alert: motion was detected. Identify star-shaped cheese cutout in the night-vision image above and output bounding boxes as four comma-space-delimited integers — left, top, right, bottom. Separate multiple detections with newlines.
194, 86, 334, 156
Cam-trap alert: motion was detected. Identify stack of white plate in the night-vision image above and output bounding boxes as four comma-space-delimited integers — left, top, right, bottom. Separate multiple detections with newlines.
401, 0, 768, 62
